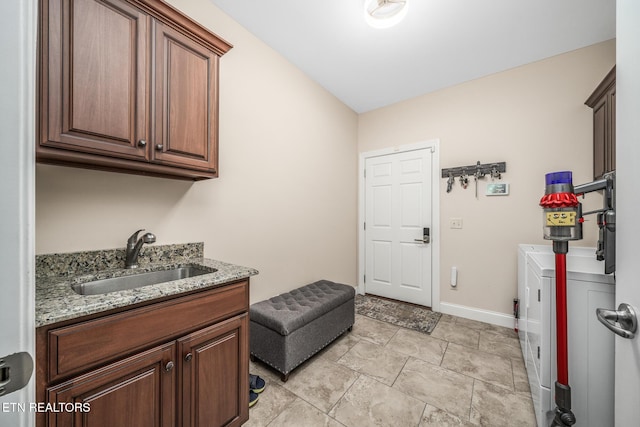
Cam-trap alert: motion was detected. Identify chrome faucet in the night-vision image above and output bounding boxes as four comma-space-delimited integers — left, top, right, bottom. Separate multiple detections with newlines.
125, 229, 156, 269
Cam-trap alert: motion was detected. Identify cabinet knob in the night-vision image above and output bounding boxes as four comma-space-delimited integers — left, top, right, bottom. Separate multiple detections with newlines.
156, 144, 164, 151
184, 353, 192, 362
137, 140, 147, 148
165, 361, 174, 372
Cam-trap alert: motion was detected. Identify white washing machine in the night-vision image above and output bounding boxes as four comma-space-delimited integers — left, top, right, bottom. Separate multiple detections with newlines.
517, 244, 615, 427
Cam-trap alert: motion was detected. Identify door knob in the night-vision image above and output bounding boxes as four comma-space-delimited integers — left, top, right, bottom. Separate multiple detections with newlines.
137, 140, 146, 148
596, 303, 637, 339
165, 361, 175, 372
156, 144, 163, 151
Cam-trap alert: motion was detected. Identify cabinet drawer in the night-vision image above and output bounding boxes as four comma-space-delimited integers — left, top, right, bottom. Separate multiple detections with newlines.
48, 281, 248, 382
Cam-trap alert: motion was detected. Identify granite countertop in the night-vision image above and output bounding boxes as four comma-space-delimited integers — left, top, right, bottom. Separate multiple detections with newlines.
36, 242, 258, 327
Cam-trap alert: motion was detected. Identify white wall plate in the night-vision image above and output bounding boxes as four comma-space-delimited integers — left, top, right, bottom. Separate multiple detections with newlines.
486, 182, 509, 196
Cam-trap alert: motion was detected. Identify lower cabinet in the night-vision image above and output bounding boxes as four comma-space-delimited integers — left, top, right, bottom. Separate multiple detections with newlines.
37, 280, 250, 427
179, 316, 248, 427
46, 343, 176, 427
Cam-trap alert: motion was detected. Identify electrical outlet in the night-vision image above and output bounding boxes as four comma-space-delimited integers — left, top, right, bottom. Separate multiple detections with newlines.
450, 218, 463, 229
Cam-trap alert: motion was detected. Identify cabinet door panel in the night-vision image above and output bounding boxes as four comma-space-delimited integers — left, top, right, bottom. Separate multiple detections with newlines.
608, 89, 616, 173
592, 97, 607, 179
154, 21, 219, 173
41, 0, 148, 159
585, 67, 615, 180
179, 314, 249, 427
46, 343, 175, 427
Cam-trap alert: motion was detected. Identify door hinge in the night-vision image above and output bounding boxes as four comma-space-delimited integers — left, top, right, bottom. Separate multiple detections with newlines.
537, 346, 540, 359
363, 274, 366, 283
364, 222, 366, 230
364, 169, 366, 178
538, 289, 541, 302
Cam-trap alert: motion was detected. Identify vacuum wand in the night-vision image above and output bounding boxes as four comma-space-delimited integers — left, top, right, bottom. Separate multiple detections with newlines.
551, 247, 575, 427
540, 171, 580, 427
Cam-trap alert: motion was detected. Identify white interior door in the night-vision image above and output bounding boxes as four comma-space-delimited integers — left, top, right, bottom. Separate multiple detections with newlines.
614, 2, 640, 424
364, 148, 433, 306
0, 0, 36, 425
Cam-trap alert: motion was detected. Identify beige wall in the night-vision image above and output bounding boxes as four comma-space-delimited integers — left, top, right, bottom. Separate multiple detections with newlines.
358, 40, 616, 316
35, 1, 616, 318
35, 0, 359, 304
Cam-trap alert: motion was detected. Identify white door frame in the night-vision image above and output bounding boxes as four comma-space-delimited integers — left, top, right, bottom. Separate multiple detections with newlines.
358, 140, 440, 311
614, 1, 640, 424
0, 0, 36, 425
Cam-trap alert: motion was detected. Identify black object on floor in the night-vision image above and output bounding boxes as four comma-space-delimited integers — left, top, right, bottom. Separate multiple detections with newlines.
249, 390, 259, 408
249, 374, 265, 394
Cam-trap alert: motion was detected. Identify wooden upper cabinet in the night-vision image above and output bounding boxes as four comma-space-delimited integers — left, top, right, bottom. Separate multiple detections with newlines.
591, 95, 607, 179
153, 21, 218, 172
37, 0, 232, 180
40, 0, 149, 160
585, 66, 616, 180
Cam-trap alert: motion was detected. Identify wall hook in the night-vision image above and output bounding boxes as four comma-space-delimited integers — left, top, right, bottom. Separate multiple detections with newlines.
490, 164, 502, 180
441, 161, 506, 186
446, 173, 455, 193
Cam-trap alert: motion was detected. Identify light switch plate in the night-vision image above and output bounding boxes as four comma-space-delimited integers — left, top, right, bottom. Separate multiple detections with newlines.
450, 218, 463, 229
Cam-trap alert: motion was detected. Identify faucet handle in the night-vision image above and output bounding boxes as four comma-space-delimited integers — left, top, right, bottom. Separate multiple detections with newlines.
127, 229, 145, 245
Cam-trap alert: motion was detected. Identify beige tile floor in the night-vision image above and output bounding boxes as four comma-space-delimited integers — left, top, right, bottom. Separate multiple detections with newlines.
246, 313, 536, 427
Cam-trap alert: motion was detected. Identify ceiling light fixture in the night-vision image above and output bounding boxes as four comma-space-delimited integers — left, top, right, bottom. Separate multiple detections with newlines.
364, 0, 408, 29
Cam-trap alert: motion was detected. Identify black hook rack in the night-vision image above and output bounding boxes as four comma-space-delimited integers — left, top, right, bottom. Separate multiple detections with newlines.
441, 161, 506, 179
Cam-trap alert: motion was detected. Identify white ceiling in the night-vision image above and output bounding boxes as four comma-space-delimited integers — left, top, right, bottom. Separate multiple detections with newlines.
208, 0, 615, 113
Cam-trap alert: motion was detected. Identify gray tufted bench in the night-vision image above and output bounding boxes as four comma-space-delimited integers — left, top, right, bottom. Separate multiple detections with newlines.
249, 280, 355, 381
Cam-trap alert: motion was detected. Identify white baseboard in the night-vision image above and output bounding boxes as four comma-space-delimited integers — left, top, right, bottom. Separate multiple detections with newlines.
439, 302, 515, 329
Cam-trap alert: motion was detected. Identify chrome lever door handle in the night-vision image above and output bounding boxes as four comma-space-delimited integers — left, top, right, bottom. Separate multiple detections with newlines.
414, 238, 430, 244
0, 352, 34, 397
596, 303, 637, 339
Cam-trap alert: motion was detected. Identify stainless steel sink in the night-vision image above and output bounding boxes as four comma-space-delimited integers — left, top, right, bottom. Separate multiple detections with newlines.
71, 266, 216, 295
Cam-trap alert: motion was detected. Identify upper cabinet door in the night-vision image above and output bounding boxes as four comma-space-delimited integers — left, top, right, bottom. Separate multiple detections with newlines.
591, 96, 607, 180
40, 0, 149, 159
153, 21, 219, 175
585, 66, 616, 180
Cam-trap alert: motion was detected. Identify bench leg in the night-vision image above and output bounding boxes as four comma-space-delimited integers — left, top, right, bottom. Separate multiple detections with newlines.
250, 354, 256, 362
281, 372, 289, 382
348, 325, 353, 332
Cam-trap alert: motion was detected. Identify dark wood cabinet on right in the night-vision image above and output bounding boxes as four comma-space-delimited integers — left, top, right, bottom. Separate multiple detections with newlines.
585, 66, 616, 180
